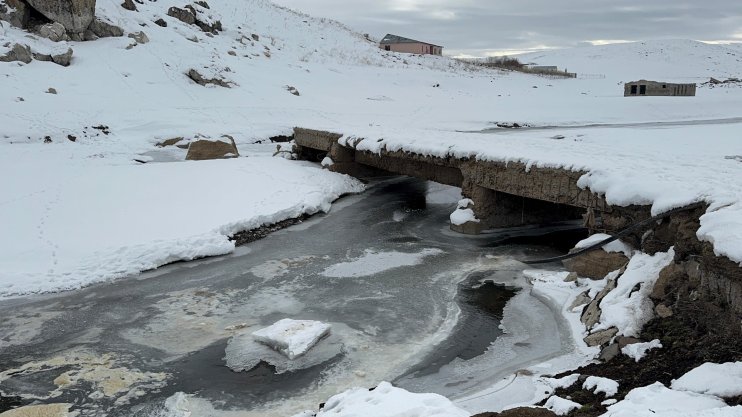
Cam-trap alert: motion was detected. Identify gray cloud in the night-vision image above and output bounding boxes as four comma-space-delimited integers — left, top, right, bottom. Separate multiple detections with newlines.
273, 0, 742, 56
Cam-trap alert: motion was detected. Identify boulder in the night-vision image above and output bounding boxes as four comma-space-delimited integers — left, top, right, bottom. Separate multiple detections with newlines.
0, 42, 32, 63
583, 327, 618, 347
186, 68, 231, 88
24, 0, 96, 34
127, 30, 148, 44
569, 291, 591, 310
185, 136, 239, 160
599, 343, 620, 362
87, 17, 124, 38
51, 47, 72, 66
121, 0, 136, 11
154, 18, 167, 27
563, 249, 629, 280
0, 0, 30, 28
580, 278, 616, 329
167, 6, 195, 25
37, 22, 67, 41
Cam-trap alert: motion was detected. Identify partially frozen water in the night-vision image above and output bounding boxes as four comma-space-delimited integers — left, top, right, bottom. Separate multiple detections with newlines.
0, 178, 580, 417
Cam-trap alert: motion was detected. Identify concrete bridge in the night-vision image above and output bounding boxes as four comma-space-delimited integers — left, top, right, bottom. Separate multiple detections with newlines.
293, 128, 620, 234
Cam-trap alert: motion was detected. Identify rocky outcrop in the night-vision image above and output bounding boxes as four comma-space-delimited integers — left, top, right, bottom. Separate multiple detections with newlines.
186, 68, 232, 88
0, 0, 30, 28
0, 42, 32, 63
24, 0, 96, 34
583, 327, 618, 347
185, 136, 239, 160
563, 249, 629, 280
580, 277, 617, 329
32, 47, 73, 66
38, 22, 67, 41
167, 3, 221, 33
167, 6, 195, 25
121, 0, 136, 11
86, 17, 124, 39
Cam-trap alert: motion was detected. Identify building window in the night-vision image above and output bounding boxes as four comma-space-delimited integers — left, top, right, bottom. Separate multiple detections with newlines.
630, 85, 637, 95
639, 85, 647, 95
384, 45, 390, 51
662, 84, 667, 88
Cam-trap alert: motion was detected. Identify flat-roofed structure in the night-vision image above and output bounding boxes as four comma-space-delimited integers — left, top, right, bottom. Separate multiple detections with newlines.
379, 34, 443, 56
624, 80, 696, 97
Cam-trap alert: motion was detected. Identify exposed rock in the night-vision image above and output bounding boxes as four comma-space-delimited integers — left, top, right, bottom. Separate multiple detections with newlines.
655, 304, 673, 318
227, 50, 236, 56
194, 0, 208, 8
563, 249, 629, 280
617, 336, 642, 349
580, 278, 616, 329
564, 272, 578, 282
127, 31, 148, 44
251, 33, 259, 41
583, 327, 618, 347
651, 262, 685, 300
46, 87, 57, 94
0, 0, 30, 28
472, 408, 557, 417
37, 22, 67, 41
185, 136, 239, 160
0, 42, 32, 63
51, 47, 72, 66
167, 6, 195, 25
121, 0, 136, 11
186, 68, 231, 88
154, 18, 167, 27
285, 85, 300, 96
599, 343, 620, 362
24, 0, 96, 34
569, 291, 591, 310
87, 17, 124, 38
156, 137, 183, 147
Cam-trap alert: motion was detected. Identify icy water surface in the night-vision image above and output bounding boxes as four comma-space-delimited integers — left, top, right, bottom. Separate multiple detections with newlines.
0, 178, 580, 417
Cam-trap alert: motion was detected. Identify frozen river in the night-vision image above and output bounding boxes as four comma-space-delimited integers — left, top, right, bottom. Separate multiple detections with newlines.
0, 178, 580, 417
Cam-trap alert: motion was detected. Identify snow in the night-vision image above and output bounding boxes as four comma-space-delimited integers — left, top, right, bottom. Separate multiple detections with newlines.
0, 155, 363, 298
449, 198, 479, 226
251, 319, 331, 359
583, 376, 619, 397
543, 374, 581, 389
320, 248, 443, 278
601, 382, 732, 417
297, 381, 470, 417
574, 234, 634, 257
594, 249, 675, 337
544, 395, 581, 416
672, 362, 742, 398
621, 339, 663, 362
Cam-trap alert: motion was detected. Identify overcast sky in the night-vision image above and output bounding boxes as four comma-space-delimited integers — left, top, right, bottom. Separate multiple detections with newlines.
273, 0, 742, 57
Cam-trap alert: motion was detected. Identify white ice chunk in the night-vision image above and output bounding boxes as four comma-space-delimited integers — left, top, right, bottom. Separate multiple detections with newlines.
583, 376, 619, 397
252, 319, 331, 359
672, 362, 742, 398
621, 339, 662, 362
321, 248, 443, 278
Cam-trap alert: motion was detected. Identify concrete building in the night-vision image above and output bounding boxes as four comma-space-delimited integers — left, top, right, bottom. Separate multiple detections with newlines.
379, 34, 442, 56
624, 80, 696, 97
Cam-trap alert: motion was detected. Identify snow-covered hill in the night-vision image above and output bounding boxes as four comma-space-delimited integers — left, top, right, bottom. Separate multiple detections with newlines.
1, 0, 742, 296
521, 39, 742, 82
